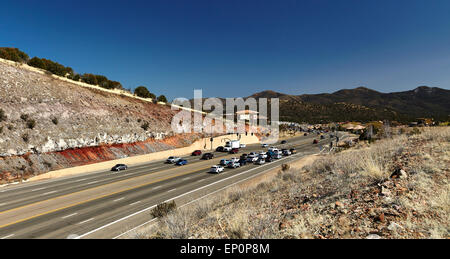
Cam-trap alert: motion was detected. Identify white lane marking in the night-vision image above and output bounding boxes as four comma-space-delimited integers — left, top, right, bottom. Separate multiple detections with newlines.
114, 197, 125, 202
87, 181, 99, 185
197, 179, 205, 182
116, 156, 304, 239
78, 135, 344, 240
74, 178, 88, 182
182, 177, 191, 181
32, 187, 46, 191
129, 201, 141, 206
77, 153, 300, 239
42, 190, 57, 195
62, 213, 78, 219
78, 218, 95, 225
152, 186, 162, 190
0, 234, 14, 239
0, 203, 6, 206
167, 188, 176, 193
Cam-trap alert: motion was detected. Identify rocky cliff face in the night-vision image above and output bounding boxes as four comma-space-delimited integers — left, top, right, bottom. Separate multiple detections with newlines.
0, 60, 199, 182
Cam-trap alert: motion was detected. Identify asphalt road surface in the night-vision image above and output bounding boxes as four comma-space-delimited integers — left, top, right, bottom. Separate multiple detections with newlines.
0, 132, 345, 239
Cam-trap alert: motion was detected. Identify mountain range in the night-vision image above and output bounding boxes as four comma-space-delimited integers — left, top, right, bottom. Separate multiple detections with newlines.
202, 86, 449, 123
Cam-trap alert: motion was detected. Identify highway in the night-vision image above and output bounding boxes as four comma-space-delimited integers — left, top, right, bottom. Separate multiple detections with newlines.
0, 133, 341, 239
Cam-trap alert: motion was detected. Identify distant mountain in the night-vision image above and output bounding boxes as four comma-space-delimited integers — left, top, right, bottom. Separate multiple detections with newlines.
247, 86, 450, 123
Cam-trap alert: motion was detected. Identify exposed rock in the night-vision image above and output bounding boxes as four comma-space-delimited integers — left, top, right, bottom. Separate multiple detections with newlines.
391, 168, 408, 179
366, 234, 382, 239
387, 222, 403, 231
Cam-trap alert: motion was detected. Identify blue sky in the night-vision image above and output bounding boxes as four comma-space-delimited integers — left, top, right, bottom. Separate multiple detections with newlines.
1, 0, 450, 100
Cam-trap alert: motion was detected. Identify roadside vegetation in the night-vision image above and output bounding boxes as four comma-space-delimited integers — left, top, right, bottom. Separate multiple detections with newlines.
132, 127, 449, 239
0, 47, 166, 99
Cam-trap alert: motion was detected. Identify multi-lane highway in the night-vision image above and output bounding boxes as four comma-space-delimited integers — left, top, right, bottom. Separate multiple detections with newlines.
0, 133, 341, 239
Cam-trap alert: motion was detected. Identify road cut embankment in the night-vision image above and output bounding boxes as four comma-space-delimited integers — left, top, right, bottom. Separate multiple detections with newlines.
29, 133, 260, 182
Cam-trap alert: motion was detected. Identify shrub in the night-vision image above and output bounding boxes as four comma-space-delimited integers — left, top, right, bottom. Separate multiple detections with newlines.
157, 95, 168, 103
20, 114, 29, 121
0, 47, 29, 63
51, 117, 58, 125
22, 133, 29, 142
28, 57, 73, 77
68, 73, 81, 81
281, 164, 290, 172
26, 119, 36, 129
141, 121, 150, 131
410, 127, 421, 135
151, 201, 177, 218
27, 57, 45, 69
0, 109, 7, 122
81, 73, 98, 85
134, 86, 153, 99
0, 126, 3, 134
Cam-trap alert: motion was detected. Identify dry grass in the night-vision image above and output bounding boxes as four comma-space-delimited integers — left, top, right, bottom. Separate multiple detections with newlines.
135, 127, 449, 239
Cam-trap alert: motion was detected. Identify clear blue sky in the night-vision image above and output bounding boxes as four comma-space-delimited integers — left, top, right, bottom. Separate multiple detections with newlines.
1, 0, 450, 100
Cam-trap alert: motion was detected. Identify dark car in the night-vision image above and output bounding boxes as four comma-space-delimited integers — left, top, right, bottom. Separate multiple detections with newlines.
192, 150, 202, 156
240, 153, 248, 160
281, 140, 287, 144
290, 148, 297, 154
176, 159, 188, 166
111, 164, 128, 171
320, 135, 325, 139
313, 139, 318, 144
216, 146, 224, 152
229, 148, 239, 154
202, 153, 214, 160
304, 133, 308, 136
238, 159, 247, 166
265, 156, 274, 163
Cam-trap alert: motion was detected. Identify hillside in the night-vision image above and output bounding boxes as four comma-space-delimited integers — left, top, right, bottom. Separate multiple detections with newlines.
138, 127, 450, 239
248, 87, 450, 123
0, 59, 201, 182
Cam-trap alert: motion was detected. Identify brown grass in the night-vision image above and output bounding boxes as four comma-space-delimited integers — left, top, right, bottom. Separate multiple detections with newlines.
134, 127, 449, 239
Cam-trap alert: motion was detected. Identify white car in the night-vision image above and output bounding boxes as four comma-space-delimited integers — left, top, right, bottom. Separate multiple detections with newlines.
254, 158, 266, 165
240, 144, 247, 148
261, 144, 269, 148
273, 153, 282, 159
227, 162, 241, 169
210, 165, 224, 174
223, 146, 232, 152
247, 156, 259, 162
268, 147, 278, 152
248, 152, 257, 158
259, 152, 268, 159
230, 157, 239, 163
166, 156, 181, 163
